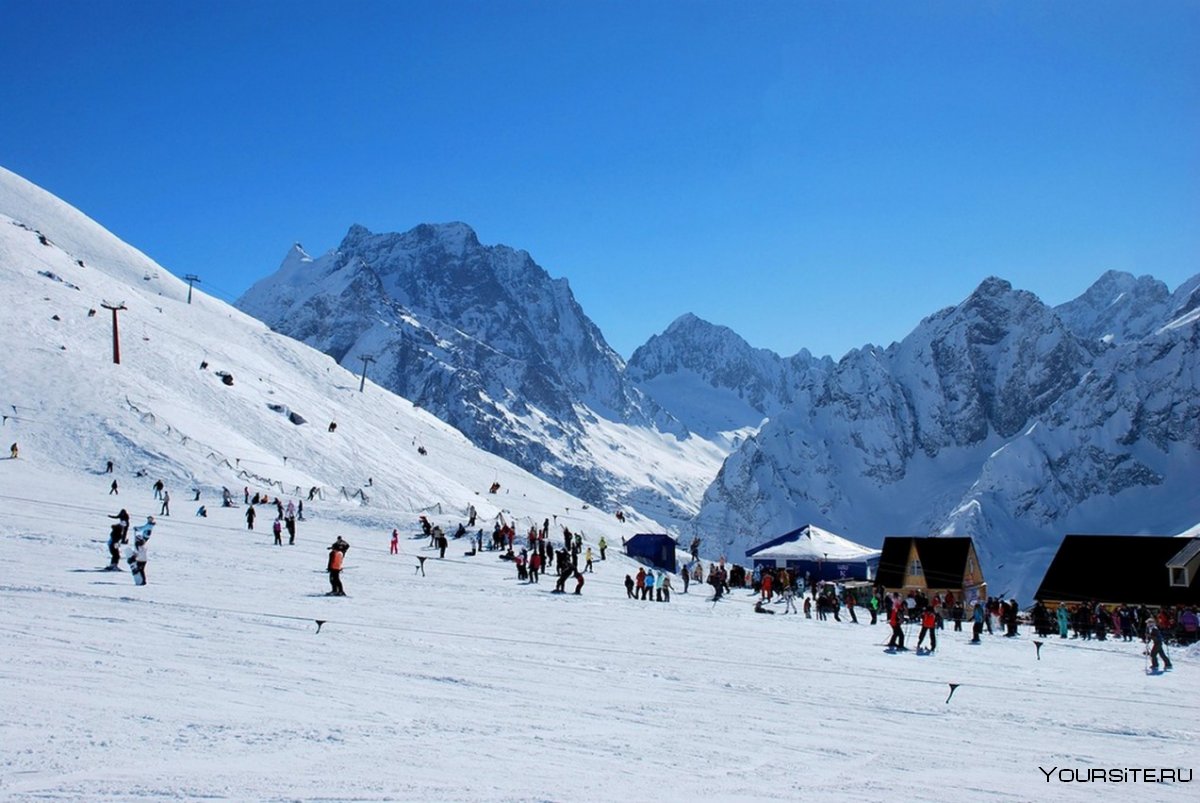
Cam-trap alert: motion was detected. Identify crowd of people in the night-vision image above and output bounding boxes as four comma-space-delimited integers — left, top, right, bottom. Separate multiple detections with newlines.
89, 468, 1193, 672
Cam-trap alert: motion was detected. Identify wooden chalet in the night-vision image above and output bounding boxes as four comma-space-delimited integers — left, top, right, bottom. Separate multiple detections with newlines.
875, 536, 987, 604
1033, 534, 1200, 608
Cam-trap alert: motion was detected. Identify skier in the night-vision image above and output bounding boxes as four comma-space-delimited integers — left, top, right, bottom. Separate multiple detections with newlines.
584, 547, 594, 573
273, 519, 283, 546
680, 564, 690, 594
917, 607, 937, 653
573, 570, 585, 595
598, 536, 607, 560
245, 505, 256, 530
754, 600, 775, 615
390, 529, 399, 555
196, 505, 207, 517
327, 536, 349, 595
661, 573, 672, 602
109, 479, 119, 495
624, 574, 635, 599
437, 530, 448, 559
782, 584, 798, 614
1145, 622, 1173, 672
9, 442, 17, 459
153, 479, 164, 500
887, 602, 906, 650
105, 460, 113, 473
160, 489, 170, 516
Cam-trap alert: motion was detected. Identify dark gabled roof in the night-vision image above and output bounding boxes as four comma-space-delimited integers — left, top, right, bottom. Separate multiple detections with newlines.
1034, 535, 1200, 605
915, 538, 973, 588
876, 537, 976, 589
875, 538, 913, 588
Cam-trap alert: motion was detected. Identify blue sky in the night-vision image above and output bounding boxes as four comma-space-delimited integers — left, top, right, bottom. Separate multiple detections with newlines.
2, 1, 1197, 359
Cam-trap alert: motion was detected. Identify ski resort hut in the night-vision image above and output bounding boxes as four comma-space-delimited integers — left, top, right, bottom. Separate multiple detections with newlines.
1034, 535, 1200, 608
624, 533, 678, 573
745, 524, 881, 582
876, 537, 987, 604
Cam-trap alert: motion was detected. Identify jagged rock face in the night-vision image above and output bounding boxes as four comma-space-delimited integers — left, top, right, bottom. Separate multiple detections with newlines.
693, 272, 1200, 601
1054, 270, 1172, 346
238, 223, 688, 516
626, 312, 831, 440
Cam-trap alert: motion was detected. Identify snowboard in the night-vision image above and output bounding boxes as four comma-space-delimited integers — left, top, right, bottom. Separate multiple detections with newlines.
127, 553, 145, 585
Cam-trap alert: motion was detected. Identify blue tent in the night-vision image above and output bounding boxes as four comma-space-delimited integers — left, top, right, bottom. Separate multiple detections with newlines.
625, 533, 678, 572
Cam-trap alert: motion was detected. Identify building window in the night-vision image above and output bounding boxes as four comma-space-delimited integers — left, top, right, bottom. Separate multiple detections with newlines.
910, 559, 922, 577
1170, 566, 1189, 587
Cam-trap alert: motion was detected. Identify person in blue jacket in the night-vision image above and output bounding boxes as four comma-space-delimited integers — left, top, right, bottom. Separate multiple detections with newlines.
1056, 604, 1070, 639
971, 602, 985, 643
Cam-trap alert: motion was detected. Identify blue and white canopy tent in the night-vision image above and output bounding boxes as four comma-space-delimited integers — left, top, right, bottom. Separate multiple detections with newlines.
746, 524, 880, 582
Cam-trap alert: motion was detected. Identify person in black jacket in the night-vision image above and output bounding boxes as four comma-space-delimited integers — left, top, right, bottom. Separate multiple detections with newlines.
1146, 622, 1173, 671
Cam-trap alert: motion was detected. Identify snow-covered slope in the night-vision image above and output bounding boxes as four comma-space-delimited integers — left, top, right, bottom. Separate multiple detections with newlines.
238, 223, 727, 526
0, 165, 653, 549
694, 274, 1200, 601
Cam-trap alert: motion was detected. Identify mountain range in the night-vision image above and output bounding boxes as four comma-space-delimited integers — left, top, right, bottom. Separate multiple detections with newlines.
241, 221, 1200, 600
1, 161, 1195, 602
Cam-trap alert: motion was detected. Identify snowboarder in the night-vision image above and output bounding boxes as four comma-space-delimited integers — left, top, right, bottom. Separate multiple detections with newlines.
129, 516, 155, 584
196, 505, 207, 517
1146, 622, 1173, 672
754, 600, 775, 615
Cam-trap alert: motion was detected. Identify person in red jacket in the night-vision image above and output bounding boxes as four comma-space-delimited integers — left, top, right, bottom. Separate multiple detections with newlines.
917, 606, 937, 652
887, 602, 907, 650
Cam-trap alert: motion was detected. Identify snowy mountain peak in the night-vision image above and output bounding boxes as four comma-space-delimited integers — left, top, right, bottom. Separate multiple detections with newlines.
1054, 269, 1171, 345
